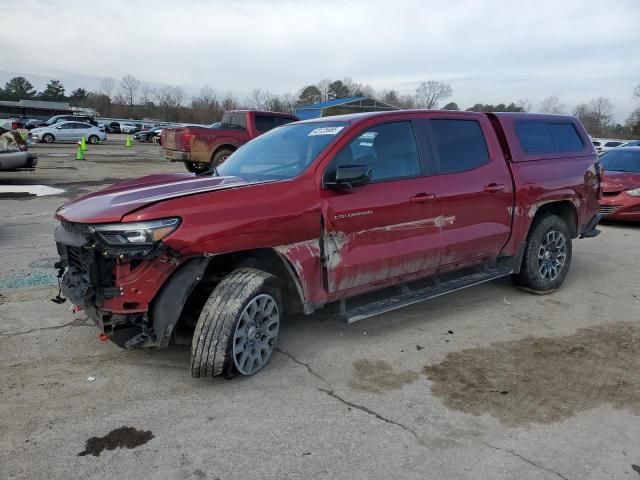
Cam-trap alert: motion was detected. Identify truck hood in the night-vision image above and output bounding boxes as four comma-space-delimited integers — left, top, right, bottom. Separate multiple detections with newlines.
601, 171, 640, 193
55, 173, 251, 223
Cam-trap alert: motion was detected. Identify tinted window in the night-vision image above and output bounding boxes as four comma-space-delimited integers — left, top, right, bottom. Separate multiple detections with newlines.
592, 141, 601, 146
59, 123, 74, 129
221, 113, 246, 130
516, 121, 584, 154
255, 115, 279, 132
600, 149, 640, 173
75, 123, 91, 129
430, 120, 489, 174
331, 121, 421, 182
279, 117, 296, 126
604, 141, 623, 147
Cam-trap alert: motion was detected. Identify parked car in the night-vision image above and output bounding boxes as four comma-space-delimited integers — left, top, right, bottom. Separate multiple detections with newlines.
30, 121, 107, 144
593, 138, 631, 155
25, 119, 45, 130
599, 146, 640, 221
161, 110, 298, 173
53, 111, 600, 377
108, 122, 121, 134
0, 121, 37, 170
120, 122, 138, 134
620, 140, 640, 148
44, 115, 97, 128
134, 126, 163, 142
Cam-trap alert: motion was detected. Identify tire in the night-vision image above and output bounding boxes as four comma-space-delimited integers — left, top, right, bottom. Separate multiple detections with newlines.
88, 135, 99, 144
184, 161, 210, 174
191, 268, 282, 378
42, 133, 55, 143
513, 215, 572, 293
212, 148, 234, 167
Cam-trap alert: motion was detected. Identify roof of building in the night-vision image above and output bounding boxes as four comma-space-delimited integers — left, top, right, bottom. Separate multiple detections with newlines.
296, 96, 368, 110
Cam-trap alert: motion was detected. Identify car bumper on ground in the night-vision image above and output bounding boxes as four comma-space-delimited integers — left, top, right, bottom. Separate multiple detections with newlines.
599, 193, 640, 221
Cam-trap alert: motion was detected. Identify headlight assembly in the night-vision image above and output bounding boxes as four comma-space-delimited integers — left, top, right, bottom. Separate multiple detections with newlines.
627, 187, 640, 197
92, 218, 180, 245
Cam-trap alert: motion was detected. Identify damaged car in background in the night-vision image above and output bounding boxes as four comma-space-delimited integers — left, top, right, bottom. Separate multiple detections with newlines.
0, 120, 37, 170
54, 110, 601, 378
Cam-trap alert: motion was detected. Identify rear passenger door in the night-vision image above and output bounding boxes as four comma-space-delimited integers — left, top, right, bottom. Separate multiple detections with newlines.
321, 120, 442, 294
421, 116, 513, 267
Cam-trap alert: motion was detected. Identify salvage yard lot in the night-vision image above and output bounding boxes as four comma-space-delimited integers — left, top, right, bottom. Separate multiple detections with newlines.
1, 139, 640, 479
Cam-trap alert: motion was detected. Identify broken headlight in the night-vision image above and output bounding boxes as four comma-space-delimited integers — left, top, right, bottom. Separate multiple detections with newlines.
92, 218, 181, 245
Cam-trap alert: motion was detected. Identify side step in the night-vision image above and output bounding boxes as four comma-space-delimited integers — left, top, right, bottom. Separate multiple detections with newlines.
339, 267, 513, 324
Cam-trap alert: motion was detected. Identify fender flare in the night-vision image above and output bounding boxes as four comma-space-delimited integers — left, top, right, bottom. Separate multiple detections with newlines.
150, 257, 209, 348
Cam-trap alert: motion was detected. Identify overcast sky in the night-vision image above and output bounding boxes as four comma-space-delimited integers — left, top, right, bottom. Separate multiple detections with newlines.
2, 0, 639, 121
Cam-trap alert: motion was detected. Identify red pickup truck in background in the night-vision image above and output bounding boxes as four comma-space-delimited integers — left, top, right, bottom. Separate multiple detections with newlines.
54, 110, 601, 378
162, 110, 298, 173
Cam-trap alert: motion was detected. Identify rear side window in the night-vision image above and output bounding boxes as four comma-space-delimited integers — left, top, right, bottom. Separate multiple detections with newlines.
604, 141, 623, 148
332, 121, 421, 182
221, 114, 247, 130
255, 115, 279, 132
430, 119, 489, 174
516, 121, 584, 154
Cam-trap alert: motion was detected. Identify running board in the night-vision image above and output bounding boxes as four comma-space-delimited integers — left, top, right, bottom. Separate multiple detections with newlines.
339, 267, 513, 324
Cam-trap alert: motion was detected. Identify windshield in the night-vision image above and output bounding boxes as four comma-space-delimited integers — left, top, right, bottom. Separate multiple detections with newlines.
216, 122, 347, 181
601, 149, 640, 173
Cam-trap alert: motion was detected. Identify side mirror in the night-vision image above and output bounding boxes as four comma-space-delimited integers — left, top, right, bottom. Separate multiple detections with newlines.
325, 165, 371, 191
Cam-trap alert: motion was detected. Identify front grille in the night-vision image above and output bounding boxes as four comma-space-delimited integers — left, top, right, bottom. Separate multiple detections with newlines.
67, 246, 93, 271
599, 205, 620, 215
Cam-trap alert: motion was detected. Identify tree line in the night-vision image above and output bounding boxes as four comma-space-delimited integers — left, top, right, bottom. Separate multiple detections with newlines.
1, 75, 638, 138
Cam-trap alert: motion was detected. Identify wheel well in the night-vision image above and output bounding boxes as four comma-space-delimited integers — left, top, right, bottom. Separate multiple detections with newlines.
530, 201, 578, 238
211, 145, 236, 161
171, 249, 305, 344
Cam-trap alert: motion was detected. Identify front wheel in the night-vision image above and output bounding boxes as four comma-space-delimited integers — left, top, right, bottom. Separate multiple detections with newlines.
191, 268, 282, 378
513, 215, 572, 293
42, 133, 55, 143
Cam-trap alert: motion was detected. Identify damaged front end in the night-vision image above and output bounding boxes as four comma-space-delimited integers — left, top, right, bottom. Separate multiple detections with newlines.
54, 218, 183, 349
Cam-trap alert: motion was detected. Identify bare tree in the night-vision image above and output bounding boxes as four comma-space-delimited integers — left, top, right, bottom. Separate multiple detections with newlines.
634, 83, 640, 100
516, 98, 531, 112
573, 97, 614, 136
538, 95, 565, 114
415, 81, 452, 109
317, 78, 331, 102
120, 74, 140, 115
100, 77, 115, 99
156, 86, 185, 121
191, 86, 224, 123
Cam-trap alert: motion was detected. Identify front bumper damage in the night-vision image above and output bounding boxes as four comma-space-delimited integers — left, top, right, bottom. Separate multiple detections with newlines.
54, 221, 183, 349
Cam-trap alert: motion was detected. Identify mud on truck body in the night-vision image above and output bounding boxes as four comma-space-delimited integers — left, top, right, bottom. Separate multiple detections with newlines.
55, 110, 601, 378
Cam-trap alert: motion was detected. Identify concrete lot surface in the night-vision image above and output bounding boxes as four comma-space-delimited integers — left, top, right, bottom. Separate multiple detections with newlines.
1, 137, 639, 479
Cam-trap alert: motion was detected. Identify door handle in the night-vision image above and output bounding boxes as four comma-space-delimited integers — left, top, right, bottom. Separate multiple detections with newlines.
483, 183, 505, 193
410, 193, 437, 203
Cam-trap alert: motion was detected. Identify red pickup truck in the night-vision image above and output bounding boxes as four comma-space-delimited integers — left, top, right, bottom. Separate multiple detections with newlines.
162, 110, 298, 173
54, 110, 601, 378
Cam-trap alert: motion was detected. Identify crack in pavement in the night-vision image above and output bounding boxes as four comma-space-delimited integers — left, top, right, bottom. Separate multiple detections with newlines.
275, 348, 328, 383
0, 317, 91, 337
481, 441, 570, 480
317, 387, 424, 445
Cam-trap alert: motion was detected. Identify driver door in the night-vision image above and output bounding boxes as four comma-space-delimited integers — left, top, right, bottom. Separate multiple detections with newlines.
320, 120, 442, 294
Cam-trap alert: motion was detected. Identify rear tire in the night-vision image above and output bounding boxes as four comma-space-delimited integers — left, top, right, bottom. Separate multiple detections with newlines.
513, 215, 572, 293
191, 268, 282, 378
88, 135, 99, 144
184, 161, 210, 174
212, 148, 234, 168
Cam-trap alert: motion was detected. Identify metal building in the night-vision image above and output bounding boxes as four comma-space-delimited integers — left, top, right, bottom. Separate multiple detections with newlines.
294, 96, 400, 120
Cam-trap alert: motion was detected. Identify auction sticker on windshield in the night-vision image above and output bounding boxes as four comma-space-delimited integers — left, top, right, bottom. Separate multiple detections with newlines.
308, 126, 344, 136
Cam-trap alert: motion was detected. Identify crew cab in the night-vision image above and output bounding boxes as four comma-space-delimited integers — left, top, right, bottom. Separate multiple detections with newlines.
161, 110, 298, 173
54, 111, 601, 378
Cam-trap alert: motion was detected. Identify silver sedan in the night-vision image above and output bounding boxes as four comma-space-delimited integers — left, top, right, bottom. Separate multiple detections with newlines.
30, 121, 107, 144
